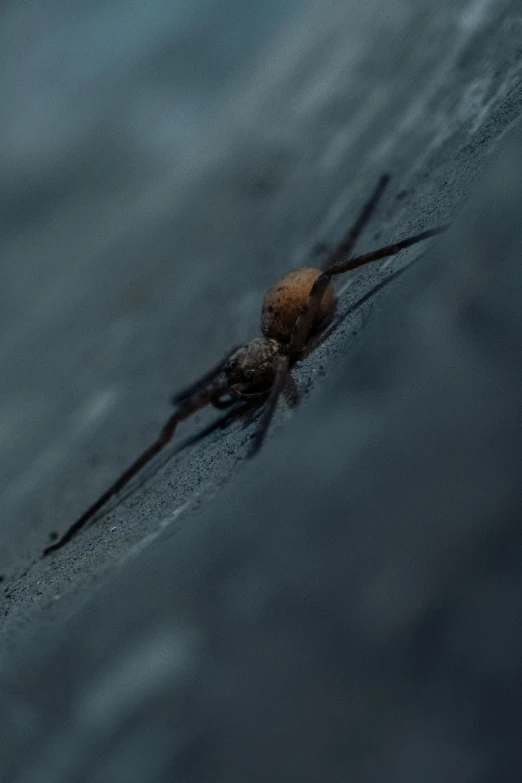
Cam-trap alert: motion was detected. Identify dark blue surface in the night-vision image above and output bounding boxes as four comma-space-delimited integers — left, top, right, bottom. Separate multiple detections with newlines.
1, 1, 522, 780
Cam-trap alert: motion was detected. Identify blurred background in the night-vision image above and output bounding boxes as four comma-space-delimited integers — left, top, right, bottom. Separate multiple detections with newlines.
1, 1, 522, 781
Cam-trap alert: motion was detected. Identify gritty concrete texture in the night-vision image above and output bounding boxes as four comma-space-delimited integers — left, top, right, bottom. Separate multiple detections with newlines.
1, 1, 522, 781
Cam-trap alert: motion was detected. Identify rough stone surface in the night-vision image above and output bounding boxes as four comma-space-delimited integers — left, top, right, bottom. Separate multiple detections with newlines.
1, 1, 522, 781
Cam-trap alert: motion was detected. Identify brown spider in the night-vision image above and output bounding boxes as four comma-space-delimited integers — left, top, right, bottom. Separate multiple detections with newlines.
43, 174, 446, 556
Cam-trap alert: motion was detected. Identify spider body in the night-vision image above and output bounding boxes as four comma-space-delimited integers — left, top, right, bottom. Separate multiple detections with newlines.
43, 174, 447, 556
261, 267, 336, 342
225, 337, 279, 392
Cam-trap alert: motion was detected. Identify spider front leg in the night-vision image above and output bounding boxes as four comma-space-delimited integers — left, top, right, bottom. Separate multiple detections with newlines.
249, 350, 291, 456
291, 223, 449, 355
320, 173, 390, 271
323, 225, 448, 278
43, 374, 228, 556
172, 346, 240, 406
228, 362, 275, 403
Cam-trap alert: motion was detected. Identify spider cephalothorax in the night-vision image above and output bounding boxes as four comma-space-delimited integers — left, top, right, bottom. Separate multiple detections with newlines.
44, 174, 447, 555
224, 337, 279, 396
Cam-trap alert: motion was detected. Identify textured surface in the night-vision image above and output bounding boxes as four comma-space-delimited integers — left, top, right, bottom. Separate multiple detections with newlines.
1, 1, 522, 781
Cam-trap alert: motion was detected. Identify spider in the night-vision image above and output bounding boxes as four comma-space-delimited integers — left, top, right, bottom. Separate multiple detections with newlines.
43, 174, 446, 556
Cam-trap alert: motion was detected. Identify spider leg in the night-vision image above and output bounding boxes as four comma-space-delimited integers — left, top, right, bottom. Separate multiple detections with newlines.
172, 399, 248, 451
323, 225, 448, 278
43, 379, 226, 557
248, 351, 290, 457
43, 418, 180, 556
227, 362, 274, 403
125, 398, 250, 496
240, 403, 265, 429
320, 174, 389, 271
290, 225, 447, 358
171, 346, 240, 405
304, 251, 430, 359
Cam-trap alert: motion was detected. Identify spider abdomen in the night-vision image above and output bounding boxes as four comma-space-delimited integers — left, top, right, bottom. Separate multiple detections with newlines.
261, 267, 336, 343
